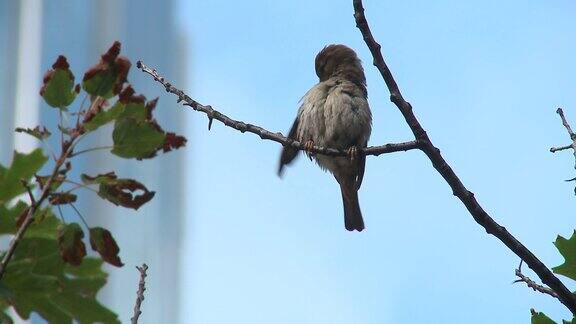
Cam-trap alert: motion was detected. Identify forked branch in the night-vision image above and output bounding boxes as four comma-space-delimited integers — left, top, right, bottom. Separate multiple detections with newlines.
352, 0, 576, 314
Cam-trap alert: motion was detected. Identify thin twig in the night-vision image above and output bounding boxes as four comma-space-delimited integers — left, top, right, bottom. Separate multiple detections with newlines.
136, 61, 421, 157
513, 260, 559, 299
70, 203, 90, 229
62, 179, 99, 194
557, 108, 576, 140
550, 144, 572, 153
20, 180, 36, 205
59, 109, 65, 146
70, 145, 114, 157
56, 204, 65, 223
131, 263, 149, 324
352, 0, 576, 314
551, 108, 576, 170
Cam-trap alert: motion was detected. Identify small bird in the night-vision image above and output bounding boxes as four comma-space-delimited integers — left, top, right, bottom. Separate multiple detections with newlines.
278, 44, 372, 231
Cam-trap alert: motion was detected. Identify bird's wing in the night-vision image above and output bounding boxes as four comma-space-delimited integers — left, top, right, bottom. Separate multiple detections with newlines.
277, 117, 300, 176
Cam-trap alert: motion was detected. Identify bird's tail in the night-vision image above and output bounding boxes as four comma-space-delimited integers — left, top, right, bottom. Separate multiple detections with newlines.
340, 183, 364, 231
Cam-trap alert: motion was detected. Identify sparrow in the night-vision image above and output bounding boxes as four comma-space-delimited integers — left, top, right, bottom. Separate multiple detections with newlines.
278, 44, 372, 231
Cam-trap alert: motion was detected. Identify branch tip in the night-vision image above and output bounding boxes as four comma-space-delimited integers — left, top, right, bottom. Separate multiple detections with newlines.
131, 263, 149, 324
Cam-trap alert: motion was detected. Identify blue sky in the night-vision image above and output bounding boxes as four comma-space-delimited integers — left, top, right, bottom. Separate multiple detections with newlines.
176, 1, 576, 323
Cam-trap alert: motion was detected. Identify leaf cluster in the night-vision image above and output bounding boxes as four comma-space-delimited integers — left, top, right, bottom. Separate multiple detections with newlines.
0, 41, 186, 323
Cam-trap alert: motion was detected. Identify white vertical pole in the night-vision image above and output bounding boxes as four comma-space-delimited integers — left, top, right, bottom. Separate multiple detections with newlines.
13, 0, 43, 153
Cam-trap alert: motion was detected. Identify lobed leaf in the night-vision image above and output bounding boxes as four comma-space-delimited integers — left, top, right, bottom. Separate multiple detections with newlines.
82, 41, 130, 99
83, 101, 124, 131
531, 309, 557, 324
552, 231, 576, 281
0, 149, 48, 204
1, 246, 118, 323
0, 201, 27, 235
40, 55, 78, 109
111, 117, 166, 159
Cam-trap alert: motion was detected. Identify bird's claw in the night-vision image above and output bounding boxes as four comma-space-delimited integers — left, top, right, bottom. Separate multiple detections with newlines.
303, 140, 315, 159
303, 140, 315, 153
347, 146, 359, 161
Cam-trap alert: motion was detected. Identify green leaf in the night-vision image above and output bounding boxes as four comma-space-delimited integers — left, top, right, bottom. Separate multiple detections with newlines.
82, 68, 118, 98
89, 227, 123, 267
118, 101, 147, 121
63, 259, 107, 295
40, 56, 78, 109
83, 101, 124, 131
552, 231, 576, 281
0, 208, 119, 323
562, 319, 576, 324
531, 309, 557, 324
57, 223, 86, 266
0, 310, 13, 324
15, 294, 71, 324
0, 149, 48, 204
26, 207, 61, 240
52, 293, 119, 324
111, 117, 166, 159
0, 201, 27, 235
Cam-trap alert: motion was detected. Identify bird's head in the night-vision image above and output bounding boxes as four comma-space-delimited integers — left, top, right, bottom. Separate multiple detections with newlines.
315, 44, 366, 85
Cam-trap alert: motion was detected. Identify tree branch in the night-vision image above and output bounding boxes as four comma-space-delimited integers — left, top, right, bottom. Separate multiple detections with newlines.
131, 263, 149, 324
514, 260, 559, 300
136, 61, 421, 157
557, 108, 576, 140
550, 108, 576, 170
550, 144, 572, 153
352, 0, 576, 314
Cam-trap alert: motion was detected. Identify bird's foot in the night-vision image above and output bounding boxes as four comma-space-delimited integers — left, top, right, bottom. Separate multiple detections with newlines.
303, 140, 316, 160
347, 146, 359, 161
303, 140, 315, 153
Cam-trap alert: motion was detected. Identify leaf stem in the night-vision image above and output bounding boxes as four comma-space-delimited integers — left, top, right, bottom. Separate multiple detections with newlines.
70, 203, 90, 230
56, 204, 66, 223
62, 180, 99, 194
70, 145, 114, 157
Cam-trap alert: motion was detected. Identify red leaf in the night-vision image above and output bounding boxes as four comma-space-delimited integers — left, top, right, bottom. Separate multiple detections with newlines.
82, 172, 155, 209
15, 126, 51, 140
163, 132, 187, 153
89, 227, 123, 267
82, 41, 131, 98
57, 223, 86, 266
49, 192, 77, 205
